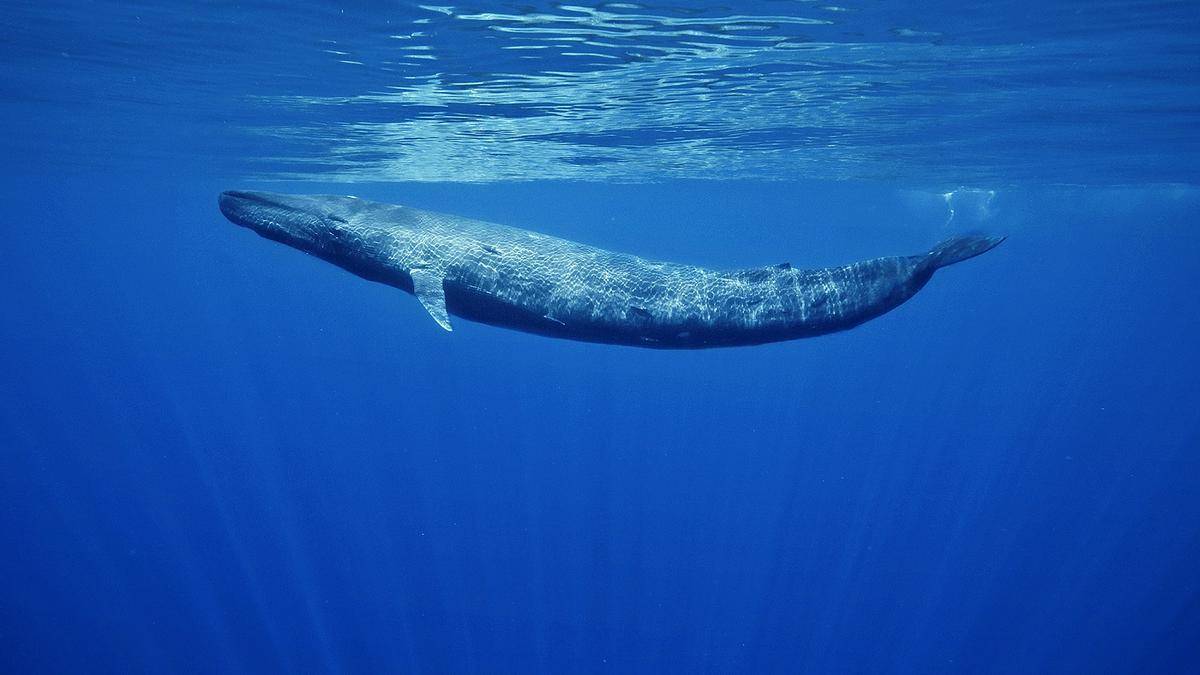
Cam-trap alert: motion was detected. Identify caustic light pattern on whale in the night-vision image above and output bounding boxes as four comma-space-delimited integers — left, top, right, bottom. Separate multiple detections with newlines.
218, 191, 1003, 349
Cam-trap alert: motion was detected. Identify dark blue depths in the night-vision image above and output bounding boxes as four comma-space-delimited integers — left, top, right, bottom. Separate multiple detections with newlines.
2, 177, 1197, 673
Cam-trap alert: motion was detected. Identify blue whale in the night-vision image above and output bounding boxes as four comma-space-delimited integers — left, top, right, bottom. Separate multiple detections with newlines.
219, 191, 1002, 349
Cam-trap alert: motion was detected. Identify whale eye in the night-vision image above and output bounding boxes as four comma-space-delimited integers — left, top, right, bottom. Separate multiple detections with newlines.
328, 214, 348, 224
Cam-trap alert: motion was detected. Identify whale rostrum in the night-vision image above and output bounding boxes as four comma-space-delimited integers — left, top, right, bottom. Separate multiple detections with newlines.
218, 191, 1003, 349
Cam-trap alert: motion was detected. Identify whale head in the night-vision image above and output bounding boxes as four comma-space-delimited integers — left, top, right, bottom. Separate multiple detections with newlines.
218, 190, 376, 259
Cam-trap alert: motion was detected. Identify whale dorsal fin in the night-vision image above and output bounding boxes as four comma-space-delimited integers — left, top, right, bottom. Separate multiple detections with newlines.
410, 268, 452, 332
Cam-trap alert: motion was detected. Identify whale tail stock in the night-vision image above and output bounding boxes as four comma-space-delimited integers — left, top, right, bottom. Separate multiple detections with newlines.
923, 233, 1005, 272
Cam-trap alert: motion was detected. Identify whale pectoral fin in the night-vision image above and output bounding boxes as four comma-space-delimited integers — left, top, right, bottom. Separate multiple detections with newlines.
410, 268, 453, 332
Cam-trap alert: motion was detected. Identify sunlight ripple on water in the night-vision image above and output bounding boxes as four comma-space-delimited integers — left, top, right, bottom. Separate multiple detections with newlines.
2, 1, 1198, 185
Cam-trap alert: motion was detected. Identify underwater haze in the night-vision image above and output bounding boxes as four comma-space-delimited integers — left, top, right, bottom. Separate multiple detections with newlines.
2, 1, 1199, 673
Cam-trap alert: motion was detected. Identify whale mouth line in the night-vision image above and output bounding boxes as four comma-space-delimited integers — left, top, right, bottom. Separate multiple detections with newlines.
218, 190, 303, 231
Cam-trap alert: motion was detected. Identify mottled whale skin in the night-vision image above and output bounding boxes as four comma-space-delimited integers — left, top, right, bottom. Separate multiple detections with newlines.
218, 191, 1003, 349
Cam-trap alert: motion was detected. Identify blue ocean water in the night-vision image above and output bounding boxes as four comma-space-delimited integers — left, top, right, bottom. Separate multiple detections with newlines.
2, 2, 1199, 673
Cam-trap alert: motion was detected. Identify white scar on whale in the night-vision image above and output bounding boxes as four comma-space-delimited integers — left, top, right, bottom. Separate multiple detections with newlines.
219, 191, 1003, 349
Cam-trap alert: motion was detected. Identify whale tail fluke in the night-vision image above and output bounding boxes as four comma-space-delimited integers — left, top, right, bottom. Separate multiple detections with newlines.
924, 234, 1005, 271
